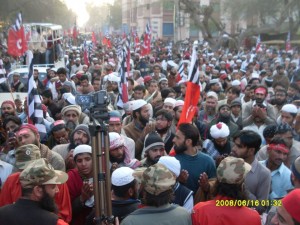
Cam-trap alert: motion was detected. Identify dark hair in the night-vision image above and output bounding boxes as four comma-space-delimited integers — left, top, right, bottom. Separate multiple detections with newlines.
41, 89, 53, 100
275, 123, 293, 135
155, 109, 173, 122
21, 187, 34, 197
127, 78, 134, 86
3, 115, 22, 130
34, 69, 39, 72
142, 189, 174, 207
289, 83, 300, 92
112, 180, 136, 198
161, 88, 175, 99
273, 82, 286, 90
177, 123, 200, 146
248, 78, 260, 85
80, 75, 89, 82
227, 86, 240, 97
269, 136, 288, 146
214, 181, 248, 201
57, 67, 67, 75
132, 107, 142, 119
92, 77, 100, 85
250, 85, 258, 91
233, 130, 261, 154
263, 124, 277, 139
275, 89, 287, 96
134, 85, 146, 93
51, 123, 67, 133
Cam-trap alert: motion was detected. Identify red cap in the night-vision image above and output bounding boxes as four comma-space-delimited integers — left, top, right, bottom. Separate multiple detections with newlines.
220, 74, 227, 80
1, 100, 16, 109
18, 124, 39, 135
282, 189, 300, 223
144, 76, 152, 83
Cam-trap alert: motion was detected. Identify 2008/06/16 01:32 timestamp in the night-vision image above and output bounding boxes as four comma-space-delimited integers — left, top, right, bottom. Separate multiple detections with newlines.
215, 199, 282, 207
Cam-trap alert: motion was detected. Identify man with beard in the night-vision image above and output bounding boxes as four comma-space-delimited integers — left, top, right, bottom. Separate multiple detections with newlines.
230, 130, 271, 214
155, 109, 175, 153
272, 89, 288, 119
0, 158, 69, 225
109, 132, 140, 170
1, 101, 17, 119
242, 85, 276, 127
67, 145, 94, 225
260, 137, 294, 199
47, 120, 70, 149
52, 124, 91, 171
71, 58, 83, 74
173, 123, 216, 193
140, 131, 165, 167
33, 69, 45, 93
123, 99, 154, 160
0, 144, 72, 223
203, 122, 232, 166
61, 104, 90, 128
17, 124, 65, 171
210, 104, 239, 138
198, 91, 219, 127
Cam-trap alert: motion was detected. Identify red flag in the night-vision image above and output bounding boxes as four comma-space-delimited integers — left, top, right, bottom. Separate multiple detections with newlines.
92, 31, 97, 44
140, 21, 151, 56
73, 26, 77, 40
7, 26, 28, 57
83, 41, 89, 66
178, 42, 201, 125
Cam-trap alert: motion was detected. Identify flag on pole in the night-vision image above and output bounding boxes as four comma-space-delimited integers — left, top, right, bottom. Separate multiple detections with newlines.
132, 29, 140, 53
117, 35, 130, 108
177, 41, 201, 126
141, 21, 151, 56
102, 31, 112, 48
286, 31, 292, 52
83, 40, 89, 66
92, 31, 97, 44
255, 35, 261, 53
7, 12, 28, 57
73, 18, 78, 40
27, 59, 47, 141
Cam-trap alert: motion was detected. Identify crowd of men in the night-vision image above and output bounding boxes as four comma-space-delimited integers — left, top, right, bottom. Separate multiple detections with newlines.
0, 38, 300, 225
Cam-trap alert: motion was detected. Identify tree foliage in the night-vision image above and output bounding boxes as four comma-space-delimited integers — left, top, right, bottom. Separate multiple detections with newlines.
179, 0, 300, 49
0, 0, 76, 28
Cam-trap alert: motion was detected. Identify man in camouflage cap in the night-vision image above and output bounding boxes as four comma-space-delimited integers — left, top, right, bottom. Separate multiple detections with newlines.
192, 157, 261, 225
121, 163, 192, 225
14, 144, 41, 171
0, 158, 69, 225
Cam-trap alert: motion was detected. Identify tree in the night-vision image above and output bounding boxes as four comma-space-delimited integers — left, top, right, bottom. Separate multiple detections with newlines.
179, 0, 300, 49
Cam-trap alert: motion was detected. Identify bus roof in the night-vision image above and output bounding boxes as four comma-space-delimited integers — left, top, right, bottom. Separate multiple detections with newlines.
23, 23, 62, 30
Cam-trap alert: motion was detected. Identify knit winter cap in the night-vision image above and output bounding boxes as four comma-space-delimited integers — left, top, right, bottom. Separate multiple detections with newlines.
141, 131, 164, 159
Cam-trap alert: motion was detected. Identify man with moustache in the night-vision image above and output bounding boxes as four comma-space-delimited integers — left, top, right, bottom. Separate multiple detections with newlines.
109, 132, 140, 170
123, 99, 154, 160
242, 85, 276, 127
52, 124, 91, 171
202, 122, 232, 166
0, 158, 69, 225
272, 89, 288, 119
140, 131, 165, 167
173, 123, 216, 193
260, 137, 294, 199
16, 124, 65, 171
155, 109, 175, 153
198, 91, 219, 127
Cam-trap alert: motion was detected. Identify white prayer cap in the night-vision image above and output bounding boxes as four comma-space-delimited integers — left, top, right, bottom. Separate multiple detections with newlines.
164, 97, 176, 108
73, 145, 92, 158
108, 61, 116, 67
111, 167, 134, 186
206, 91, 218, 100
281, 104, 298, 114
236, 59, 242, 63
211, 57, 217, 61
210, 122, 230, 139
210, 78, 219, 84
131, 99, 147, 111
107, 73, 120, 83
175, 100, 184, 108
232, 80, 241, 86
158, 156, 181, 177
167, 60, 178, 69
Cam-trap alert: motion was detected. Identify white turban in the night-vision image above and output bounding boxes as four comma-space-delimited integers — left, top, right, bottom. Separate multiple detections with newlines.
210, 122, 230, 139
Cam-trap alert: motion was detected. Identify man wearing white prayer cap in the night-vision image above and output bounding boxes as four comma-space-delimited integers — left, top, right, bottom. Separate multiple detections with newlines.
86, 167, 140, 224
123, 99, 155, 160
279, 104, 298, 127
202, 122, 231, 166
163, 97, 176, 113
